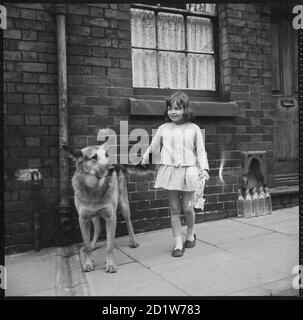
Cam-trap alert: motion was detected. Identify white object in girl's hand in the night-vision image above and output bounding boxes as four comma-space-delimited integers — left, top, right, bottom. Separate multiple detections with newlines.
199, 169, 209, 181
193, 175, 206, 210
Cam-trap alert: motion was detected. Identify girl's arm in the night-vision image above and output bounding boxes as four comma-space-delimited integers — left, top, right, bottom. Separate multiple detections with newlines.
196, 127, 209, 172
141, 126, 162, 164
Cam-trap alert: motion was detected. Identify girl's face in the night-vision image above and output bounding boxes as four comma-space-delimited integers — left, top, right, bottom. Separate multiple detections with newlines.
167, 101, 185, 124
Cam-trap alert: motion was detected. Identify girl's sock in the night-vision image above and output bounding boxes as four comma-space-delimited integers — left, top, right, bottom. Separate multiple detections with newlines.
174, 236, 183, 250
186, 228, 195, 241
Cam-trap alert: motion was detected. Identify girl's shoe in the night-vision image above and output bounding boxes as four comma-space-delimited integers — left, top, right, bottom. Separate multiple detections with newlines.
184, 234, 196, 248
171, 246, 185, 257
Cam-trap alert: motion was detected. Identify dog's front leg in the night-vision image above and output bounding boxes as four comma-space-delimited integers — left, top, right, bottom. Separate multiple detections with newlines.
91, 216, 101, 250
79, 217, 94, 272
105, 216, 118, 273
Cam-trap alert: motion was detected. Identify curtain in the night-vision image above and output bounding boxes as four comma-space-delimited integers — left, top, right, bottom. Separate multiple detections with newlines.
187, 17, 213, 53
187, 54, 215, 90
157, 13, 185, 88
131, 9, 157, 87
132, 49, 157, 87
158, 52, 186, 88
157, 12, 185, 50
187, 16, 215, 90
131, 8, 156, 48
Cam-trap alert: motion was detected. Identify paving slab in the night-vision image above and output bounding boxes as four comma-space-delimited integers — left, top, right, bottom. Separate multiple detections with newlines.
5, 247, 56, 297
186, 219, 273, 245
256, 218, 298, 236
116, 229, 219, 268
150, 250, 286, 296
235, 207, 298, 228
79, 241, 135, 271
218, 233, 298, 275
228, 287, 270, 296
259, 276, 299, 296
23, 288, 56, 296
85, 262, 186, 296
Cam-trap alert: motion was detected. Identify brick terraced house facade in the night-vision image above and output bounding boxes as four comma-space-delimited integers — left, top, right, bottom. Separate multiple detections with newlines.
3, 2, 299, 253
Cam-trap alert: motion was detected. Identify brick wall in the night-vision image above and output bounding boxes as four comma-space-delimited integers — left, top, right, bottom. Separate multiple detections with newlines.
4, 3, 60, 253
220, 3, 275, 187
4, 3, 277, 253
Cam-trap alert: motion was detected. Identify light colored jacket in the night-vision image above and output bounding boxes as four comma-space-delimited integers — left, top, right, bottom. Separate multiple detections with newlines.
142, 122, 209, 170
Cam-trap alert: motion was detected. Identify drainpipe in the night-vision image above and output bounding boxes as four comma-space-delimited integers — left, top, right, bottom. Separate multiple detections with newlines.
31, 170, 42, 251
56, 4, 71, 231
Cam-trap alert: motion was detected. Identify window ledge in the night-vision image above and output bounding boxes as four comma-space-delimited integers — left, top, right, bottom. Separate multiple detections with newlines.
130, 98, 238, 117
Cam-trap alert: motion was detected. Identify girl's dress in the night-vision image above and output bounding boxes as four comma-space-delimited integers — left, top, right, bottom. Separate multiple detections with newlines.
142, 122, 209, 193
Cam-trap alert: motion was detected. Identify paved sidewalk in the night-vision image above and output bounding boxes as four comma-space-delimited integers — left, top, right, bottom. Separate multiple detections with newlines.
5, 206, 300, 297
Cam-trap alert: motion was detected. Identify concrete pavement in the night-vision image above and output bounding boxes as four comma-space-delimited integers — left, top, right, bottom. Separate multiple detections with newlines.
5, 206, 300, 297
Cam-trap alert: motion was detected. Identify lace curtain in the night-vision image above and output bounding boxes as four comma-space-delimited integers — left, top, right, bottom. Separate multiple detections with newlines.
157, 13, 186, 88
131, 9, 157, 87
131, 8, 215, 90
157, 12, 185, 50
158, 52, 187, 88
188, 54, 215, 90
187, 16, 215, 90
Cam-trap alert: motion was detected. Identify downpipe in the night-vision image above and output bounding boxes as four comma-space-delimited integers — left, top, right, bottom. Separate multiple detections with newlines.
31, 170, 42, 251
56, 4, 71, 232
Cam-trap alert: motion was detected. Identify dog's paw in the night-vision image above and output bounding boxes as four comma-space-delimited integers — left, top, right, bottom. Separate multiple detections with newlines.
83, 258, 94, 272
105, 258, 118, 273
129, 240, 139, 248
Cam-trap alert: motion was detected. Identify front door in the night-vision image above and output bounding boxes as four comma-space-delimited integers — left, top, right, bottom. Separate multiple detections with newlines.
271, 8, 298, 187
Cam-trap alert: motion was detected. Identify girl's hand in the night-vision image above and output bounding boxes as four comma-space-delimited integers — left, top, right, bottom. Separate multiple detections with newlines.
199, 169, 210, 181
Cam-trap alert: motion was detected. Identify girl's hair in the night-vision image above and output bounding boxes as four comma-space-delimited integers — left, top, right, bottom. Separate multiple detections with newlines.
164, 91, 195, 122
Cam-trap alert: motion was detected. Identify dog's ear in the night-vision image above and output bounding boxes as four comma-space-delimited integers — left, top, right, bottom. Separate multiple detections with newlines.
62, 145, 83, 161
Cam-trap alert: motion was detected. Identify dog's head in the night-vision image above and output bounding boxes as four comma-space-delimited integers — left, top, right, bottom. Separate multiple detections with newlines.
63, 144, 111, 177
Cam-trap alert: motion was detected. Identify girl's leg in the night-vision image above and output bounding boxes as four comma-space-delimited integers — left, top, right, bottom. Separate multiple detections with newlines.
182, 191, 196, 241
168, 190, 183, 250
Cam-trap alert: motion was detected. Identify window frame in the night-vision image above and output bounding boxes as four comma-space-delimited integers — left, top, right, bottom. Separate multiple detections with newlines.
131, 3, 221, 97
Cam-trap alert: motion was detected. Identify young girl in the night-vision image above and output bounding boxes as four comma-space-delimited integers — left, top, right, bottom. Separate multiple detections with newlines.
141, 91, 209, 257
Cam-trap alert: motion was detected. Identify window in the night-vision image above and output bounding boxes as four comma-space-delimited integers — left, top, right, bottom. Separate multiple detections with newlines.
131, 3, 217, 91
271, 12, 298, 96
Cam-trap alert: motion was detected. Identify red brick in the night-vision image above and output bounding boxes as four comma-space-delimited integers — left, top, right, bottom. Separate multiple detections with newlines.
18, 41, 47, 52
40, 116, 57, 125
7, 6, 21, 18
17, 84, 47, 94
25, 115, 40, 125
23, 73, 38, 83
83, 17, 109, 28
39, 74, 57, 84
16, 62, 47, 72
37, 10, 53, 22
22, 52, 38, 62
25, 137, 41, 146
40, 95, 57, 104
69, 25, 91, 36
4, 136, 24, 147
4, 50, 22, 61
84, 57, 111, 67
89, 7, 104, 17
4, 72, 22, 82
21, 8, 36, 20
4, 93, 23, 104
68, 4, 89, 15
4, 29, 22, 39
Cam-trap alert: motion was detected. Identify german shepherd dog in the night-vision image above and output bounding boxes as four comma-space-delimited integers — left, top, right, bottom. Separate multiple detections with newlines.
63, 144, 140, 273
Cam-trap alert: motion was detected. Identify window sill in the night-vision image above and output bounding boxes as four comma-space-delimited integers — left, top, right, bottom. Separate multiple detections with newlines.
129, 98, 238, 117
